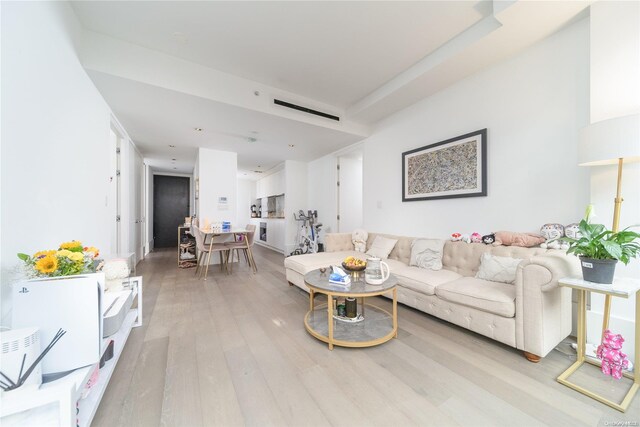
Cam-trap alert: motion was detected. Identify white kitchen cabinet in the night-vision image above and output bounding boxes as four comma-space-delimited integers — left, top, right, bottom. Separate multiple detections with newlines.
255, 170, 285, 199
270, 219, 285, 251
258, 219, 284, 253
256, 179, 265, 199
272, 170, 285, 195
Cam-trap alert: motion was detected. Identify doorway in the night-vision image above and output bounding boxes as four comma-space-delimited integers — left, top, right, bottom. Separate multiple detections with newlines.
337, 149, 364, 233
109, 126, 123, 254
153, 175, 190, 248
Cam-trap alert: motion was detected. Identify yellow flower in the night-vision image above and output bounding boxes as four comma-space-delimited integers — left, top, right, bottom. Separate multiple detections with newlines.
57, 249, 73, 258
68, 252, 84, 262
33, 250, 56, 259
84, 247, 99, 258
59, 240, 82, 250
35, 255, 58, 274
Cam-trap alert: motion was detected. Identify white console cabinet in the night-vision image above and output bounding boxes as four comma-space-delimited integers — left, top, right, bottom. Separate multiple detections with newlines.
0, 277, 143, 427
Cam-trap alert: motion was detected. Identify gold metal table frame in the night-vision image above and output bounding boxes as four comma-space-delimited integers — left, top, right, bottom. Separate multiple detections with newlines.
304, 277, 398, 350
557, 277, 640, 412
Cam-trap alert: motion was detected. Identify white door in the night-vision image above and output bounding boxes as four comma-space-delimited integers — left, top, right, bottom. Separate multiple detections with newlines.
109, 127, 122, 254
128, 144, 144, 263
136, 151, 144, 262
337, 151, 364, 233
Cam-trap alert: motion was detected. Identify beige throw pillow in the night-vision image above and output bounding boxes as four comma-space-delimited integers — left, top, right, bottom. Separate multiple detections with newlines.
410, 238, 445, 270
475, 253, 523, 284
366, 236, 398, 259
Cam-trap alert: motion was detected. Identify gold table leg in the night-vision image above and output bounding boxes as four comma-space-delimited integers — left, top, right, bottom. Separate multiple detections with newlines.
393, 288, 398, 338
309, 290, 315, 312
327, 294, 334, 350
557, 289, 639, 412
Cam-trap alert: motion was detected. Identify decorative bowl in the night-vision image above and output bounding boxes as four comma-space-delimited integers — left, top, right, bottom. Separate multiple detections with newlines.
341, 262, 366, 272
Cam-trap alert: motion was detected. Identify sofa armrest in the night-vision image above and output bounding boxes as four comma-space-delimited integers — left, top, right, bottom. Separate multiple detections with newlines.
324, 233, 354, 252
515, 254, 580, 357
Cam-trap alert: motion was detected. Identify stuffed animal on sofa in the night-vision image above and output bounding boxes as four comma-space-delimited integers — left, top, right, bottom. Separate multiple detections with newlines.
539, 223, 569, 250
461, 234, 471, 243
482, 233, 495, 244
352, 229, 368, 253
597, 329, 629, 380
470, 232, 483, 243
492, 231, 546, 247
451, 233, 462, 241
564, 223, 582, 239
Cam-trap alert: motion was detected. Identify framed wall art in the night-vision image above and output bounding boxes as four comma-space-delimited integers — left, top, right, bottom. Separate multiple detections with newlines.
402, 129, 487, 202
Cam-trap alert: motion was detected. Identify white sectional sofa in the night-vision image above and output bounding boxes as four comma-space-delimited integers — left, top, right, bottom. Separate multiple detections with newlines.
284, 232, 580, 361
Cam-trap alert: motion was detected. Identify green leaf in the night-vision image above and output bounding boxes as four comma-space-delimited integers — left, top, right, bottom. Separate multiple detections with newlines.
17, 253, 30, 261
602, 240, 623, 260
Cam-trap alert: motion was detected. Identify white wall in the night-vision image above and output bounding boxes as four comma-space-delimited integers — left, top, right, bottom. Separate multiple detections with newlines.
1, 2, 117, 323
362, 19, 590, 238
284, 160, 308, 254
586, 1, 640, 360
338, 152, 364, 233
307, 154, 338, 235
196, 148, 238, 226
237, 178, 256, 227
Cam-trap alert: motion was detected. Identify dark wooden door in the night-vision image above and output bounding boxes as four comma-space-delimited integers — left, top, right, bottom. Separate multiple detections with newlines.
153, 175, 190, 248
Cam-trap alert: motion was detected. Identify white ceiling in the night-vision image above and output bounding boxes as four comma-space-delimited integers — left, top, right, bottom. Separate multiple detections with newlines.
71, 1, 591, 175
88, 71, 362, 176
71, 1, 488, 108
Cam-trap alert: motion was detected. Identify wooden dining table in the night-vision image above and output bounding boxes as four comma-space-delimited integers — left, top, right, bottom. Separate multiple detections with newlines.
201, 227, 255, 274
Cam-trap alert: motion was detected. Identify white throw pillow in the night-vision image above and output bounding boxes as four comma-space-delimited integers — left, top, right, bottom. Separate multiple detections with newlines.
366, 236, 398, 259
410, 238, 445, 270
475, 253, 523, 284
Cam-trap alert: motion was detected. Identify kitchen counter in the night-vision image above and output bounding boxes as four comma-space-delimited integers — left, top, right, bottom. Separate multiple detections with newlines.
250, 218, 285, 253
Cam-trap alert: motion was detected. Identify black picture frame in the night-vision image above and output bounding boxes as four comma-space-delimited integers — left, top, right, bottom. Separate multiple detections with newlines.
402, 129, 487, 202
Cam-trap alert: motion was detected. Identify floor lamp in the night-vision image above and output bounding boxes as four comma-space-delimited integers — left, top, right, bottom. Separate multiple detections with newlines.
578, 113, 640, 335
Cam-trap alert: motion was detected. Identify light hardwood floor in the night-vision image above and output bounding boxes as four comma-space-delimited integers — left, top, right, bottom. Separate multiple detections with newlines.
94, 246, 640, 426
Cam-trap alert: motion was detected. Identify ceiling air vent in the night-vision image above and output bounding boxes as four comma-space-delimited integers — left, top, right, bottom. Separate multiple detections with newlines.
274, 99, 340, 121
253, 170, 264, 174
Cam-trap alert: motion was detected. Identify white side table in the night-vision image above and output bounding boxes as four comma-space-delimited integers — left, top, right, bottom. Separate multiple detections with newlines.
557, 277, 640, 412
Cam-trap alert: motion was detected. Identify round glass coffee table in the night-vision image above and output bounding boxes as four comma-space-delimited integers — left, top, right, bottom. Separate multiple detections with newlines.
303, 269, 398, 350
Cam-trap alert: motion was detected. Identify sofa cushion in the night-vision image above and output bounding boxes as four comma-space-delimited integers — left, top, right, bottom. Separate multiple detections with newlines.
442, 241, 550, 277
410, 238, 445, 270
366, 236, 398, 259
366, 233, 413, 264
392, 265, 462, 296
475, 253, 523, 284
284, 251, 364, 275
435, 277, 516, 318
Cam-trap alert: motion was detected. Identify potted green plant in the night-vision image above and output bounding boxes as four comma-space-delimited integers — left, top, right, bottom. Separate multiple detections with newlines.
561, 220, 640, 284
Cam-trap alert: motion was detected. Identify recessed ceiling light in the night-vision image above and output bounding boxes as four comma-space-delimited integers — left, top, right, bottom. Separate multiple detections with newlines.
250, 130, 258, 134
288, 144, 295, 147
257, 165, 261, 168
253, 170, 264, 174
194, 127, 203, 132
173, 167, 177, 170
169, 145, 176, 148
247, 137, 257, 143
172, 158, 176, 161
254, 91, 260, 96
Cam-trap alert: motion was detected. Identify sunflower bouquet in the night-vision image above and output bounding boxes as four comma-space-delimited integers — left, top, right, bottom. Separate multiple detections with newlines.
18, 240, 101, 278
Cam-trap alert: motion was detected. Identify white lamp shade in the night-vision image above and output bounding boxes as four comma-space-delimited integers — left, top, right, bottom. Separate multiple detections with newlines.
578, 113, 640, 166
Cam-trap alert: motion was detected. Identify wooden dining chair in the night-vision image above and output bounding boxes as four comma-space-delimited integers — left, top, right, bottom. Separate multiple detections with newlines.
224, 224, 257, 273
